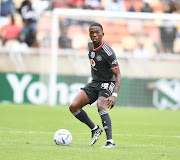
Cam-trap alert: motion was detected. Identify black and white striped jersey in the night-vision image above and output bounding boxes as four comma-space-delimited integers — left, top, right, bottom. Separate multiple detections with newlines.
88, 41, 119, 82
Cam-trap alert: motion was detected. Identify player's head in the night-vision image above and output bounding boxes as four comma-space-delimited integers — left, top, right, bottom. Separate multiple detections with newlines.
89, 23, 104, 44
89, 23, 103, 31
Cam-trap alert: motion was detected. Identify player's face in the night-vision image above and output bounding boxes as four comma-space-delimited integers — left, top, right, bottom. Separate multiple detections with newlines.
89, 26, 104, 44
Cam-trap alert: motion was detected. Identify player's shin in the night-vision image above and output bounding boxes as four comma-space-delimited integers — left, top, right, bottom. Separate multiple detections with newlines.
99, 110, 113, 140
71, 109, 96, 129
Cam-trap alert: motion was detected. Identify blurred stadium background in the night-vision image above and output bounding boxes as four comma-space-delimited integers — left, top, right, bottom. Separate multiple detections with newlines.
0, 0, 180, 110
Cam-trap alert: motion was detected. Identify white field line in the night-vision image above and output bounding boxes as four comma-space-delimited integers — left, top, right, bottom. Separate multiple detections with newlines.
0, 130, 180, 138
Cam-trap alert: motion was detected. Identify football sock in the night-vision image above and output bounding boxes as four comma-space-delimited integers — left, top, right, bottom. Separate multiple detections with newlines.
99, 110, 112, 140
72, 109, 96, 129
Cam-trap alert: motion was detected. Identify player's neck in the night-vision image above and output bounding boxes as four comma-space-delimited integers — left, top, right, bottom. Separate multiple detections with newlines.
93, 40, 103, 50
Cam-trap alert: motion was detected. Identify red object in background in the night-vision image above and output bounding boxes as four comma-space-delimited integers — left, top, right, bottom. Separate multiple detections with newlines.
2, 23, 22, 39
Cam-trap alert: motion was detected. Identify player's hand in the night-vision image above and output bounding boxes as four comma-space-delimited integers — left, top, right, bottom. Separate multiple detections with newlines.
104, 96, 116, 110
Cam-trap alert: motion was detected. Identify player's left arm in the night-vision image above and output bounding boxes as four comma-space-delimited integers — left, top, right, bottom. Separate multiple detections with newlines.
105, 67, 121, 109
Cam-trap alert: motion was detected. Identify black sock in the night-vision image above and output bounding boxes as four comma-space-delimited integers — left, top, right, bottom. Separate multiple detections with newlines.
72, 109, 95, 129
99, 110, 112, 140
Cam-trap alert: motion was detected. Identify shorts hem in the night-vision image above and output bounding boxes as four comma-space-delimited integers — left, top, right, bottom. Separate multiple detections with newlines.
81, 88, 94, 105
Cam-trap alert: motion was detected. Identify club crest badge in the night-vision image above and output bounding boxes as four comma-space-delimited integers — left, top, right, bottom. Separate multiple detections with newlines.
91, 52, 95, 58
96, 55, 102, 61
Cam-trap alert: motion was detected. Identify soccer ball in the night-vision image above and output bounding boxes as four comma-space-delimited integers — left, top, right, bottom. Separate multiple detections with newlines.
54, 129, 72, 146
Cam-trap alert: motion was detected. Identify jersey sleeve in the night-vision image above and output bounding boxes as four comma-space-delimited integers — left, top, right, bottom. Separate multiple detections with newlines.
108, 53, 119, 69
88, 41, 93, 51
102, 43, 119, 69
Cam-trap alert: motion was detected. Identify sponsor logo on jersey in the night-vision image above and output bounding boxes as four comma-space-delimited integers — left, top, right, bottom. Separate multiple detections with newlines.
90, 59, 96, 67
96, 55, 102, 61
91, 52, 95, 58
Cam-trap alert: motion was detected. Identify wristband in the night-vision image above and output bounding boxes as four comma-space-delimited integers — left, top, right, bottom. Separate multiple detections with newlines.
112, 92, 118, 98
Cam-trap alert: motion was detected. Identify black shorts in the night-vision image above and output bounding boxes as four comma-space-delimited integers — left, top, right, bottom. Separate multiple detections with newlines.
81, 80, 115, 104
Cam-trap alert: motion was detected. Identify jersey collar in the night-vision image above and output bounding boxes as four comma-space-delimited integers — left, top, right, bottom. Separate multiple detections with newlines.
92, 41, 105, 51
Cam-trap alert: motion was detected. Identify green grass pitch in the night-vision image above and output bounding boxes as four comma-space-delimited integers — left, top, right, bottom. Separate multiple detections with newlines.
0, 104, 180, 160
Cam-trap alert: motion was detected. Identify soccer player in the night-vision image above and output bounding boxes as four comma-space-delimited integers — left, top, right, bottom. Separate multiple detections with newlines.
69, 23, 121, 148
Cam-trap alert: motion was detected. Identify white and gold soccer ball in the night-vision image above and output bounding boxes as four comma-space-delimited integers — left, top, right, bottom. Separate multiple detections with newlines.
54, 129, 72, 146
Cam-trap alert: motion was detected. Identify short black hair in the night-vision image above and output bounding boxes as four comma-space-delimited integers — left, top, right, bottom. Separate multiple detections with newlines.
89, 23, 103, 30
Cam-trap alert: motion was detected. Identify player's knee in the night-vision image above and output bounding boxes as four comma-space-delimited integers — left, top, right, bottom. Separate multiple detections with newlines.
69, 103, 78, 113
69, 104, 74, 113
97, 102, 106, 112
97, 98, 106, 112
97, 105, 106, 112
